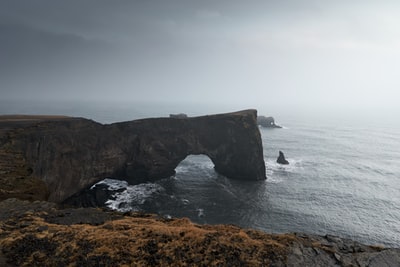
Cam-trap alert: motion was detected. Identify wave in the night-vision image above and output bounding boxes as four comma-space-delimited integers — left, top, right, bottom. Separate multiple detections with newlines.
265, 158, 304, 184
265, 158, 303, 173
196, 208, 205, 218
91, 178, 128, 191
102, 181, 165, 212
259, 125, 289, 130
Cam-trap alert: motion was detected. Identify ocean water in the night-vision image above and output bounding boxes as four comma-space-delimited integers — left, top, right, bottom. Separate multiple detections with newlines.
1, 101, 399, 247
91, 113, 400, 248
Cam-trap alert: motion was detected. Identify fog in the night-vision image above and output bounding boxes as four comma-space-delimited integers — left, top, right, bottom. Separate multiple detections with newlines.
1, 0, 400, 117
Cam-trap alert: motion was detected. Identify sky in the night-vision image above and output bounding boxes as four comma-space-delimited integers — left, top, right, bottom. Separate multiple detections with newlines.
1, 0, 400, 115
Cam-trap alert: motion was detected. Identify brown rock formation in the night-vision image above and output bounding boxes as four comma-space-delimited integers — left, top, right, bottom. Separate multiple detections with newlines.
0, 110, 266, 203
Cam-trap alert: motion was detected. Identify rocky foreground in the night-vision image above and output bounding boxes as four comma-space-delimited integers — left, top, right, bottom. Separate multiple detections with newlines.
0, 199, 399, 267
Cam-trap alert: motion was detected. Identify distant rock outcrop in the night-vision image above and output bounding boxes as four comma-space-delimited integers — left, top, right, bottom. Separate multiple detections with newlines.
0, 110, 266, 203
169, 113, 188, 118
277, 151, 289, 165
257, 116, 281, 128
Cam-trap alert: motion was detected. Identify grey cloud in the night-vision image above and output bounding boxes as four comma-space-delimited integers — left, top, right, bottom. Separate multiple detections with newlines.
1, 0, 400, 112
0, 22, 116, 97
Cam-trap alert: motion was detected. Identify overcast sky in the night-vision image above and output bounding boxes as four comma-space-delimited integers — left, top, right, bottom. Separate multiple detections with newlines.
1, 0, 400, 114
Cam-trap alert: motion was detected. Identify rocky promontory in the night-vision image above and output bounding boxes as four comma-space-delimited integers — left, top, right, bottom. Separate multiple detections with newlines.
257, 116, 282, 128
0, 110, 265, 203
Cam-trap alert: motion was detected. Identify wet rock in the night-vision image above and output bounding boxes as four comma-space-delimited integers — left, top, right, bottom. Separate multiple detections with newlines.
62, 183, 119, 208
277, 150, 289, 165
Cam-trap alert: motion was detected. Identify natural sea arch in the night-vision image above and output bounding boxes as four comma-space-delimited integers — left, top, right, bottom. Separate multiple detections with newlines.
1, 110, 266, 203
174, 154, 216, 177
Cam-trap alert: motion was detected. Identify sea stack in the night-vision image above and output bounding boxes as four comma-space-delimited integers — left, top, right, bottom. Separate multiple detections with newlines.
277, 151, 289, 165
257, 116, 282, 128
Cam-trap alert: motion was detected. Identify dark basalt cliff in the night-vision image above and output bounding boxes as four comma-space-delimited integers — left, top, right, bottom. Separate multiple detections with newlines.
0, 110, 266, 203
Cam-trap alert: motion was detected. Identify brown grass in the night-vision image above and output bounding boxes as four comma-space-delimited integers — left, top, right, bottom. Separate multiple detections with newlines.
0, 212, 293, 266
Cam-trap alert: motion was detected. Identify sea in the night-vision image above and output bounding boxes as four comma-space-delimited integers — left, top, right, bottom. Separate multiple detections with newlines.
1, 101, 400, 247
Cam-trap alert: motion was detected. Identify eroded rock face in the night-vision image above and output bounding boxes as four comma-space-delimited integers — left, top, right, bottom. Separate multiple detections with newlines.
0, 110, 266, 203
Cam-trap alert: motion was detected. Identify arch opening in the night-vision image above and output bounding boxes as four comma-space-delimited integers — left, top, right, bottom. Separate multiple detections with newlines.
174, 154, 217, 179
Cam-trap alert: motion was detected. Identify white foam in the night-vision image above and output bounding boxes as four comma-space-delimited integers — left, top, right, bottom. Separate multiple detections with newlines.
105, 183, 165, 212
197, 208, 205, 218
266, 158, 303, 174
91, 178, 128, 190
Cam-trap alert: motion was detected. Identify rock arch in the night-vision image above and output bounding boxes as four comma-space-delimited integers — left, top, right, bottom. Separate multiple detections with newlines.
0, 110, 266, 203
115, 110, 266, 185
174, 154, 215, 175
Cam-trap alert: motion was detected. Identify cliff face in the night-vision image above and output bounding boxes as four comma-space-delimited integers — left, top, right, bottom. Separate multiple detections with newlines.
0, 110, 266, 203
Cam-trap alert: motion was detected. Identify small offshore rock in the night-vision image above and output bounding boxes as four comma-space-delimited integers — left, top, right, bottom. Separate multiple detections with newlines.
277, 151, 289, 165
